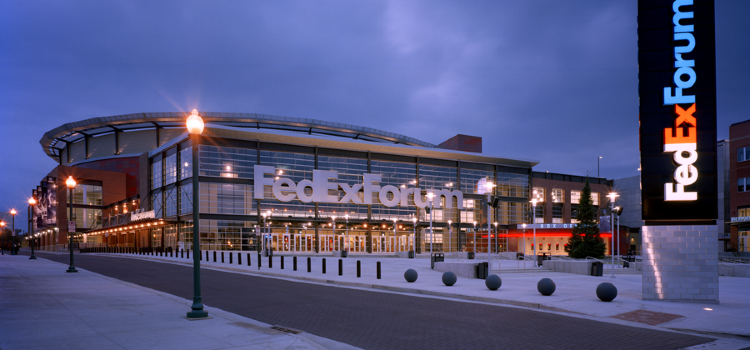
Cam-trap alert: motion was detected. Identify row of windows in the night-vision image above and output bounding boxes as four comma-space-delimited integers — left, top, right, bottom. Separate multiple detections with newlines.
71, 184, 103, 206
149, 181, 530, 226
532, 187, 600, 205
152, 145, 531, 198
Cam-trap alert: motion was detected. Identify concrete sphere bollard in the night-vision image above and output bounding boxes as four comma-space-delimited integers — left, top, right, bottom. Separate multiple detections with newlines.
537, 278, 556, 296
485, 274, 502, 290
596, 282, 618, 302
442, 271, 457, 286
404, 269, 418, 283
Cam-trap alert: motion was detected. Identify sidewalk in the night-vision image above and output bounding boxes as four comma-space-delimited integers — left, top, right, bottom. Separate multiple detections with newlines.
0, 254, 360, 350
77, 250, 750, 342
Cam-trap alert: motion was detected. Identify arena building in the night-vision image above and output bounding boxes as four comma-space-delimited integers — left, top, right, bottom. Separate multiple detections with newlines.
30, 111, 614, 256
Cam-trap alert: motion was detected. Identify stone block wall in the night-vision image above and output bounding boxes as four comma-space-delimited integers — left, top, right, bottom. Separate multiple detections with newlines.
642, 225, 719, 302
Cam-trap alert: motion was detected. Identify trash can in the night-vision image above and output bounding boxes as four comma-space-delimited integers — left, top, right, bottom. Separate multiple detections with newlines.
476, 262, 489, 279
591, 261, 603, 276
468, 252, 475, 259
341, 250, 348, 258
623, 261, 630, 268
431, 253, 445, 269
408, 250, 415, 259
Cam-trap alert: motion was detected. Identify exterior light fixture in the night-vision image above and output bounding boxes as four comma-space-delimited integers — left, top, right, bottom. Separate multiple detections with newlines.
186, 109, 204, 135
65, 176, 77, 273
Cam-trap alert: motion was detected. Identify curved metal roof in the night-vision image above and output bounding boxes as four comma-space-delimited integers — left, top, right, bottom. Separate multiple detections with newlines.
40, 112, 438, 161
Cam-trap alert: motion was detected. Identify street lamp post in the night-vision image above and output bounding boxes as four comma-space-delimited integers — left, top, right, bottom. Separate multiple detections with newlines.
10, 209, 17, 255
331, 216, 336, 251
65, 176, 78, 272
530, 198, 538, 268
426, 191, 435, 254
447, 220, 452, 255
393, 218, 397, 252
186, 109, 208, 318
28, 198, 37, 259
1, 221, 5, 254
472, 221, 477, 254
263, 210, 273, 256
607, 192, 619, 279
483, 181, 496, 272
412, 217, 417, 253
494, 222, 499, 253
521, 223, 526, 271
598, 156, 602, 178
345, 214, 349, 252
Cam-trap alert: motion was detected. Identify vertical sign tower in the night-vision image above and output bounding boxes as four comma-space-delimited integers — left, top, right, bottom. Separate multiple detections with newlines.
638, 0, 718, 302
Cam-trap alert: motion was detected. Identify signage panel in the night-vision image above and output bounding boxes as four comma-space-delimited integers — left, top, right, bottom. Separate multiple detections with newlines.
638, 0, 717, 223
253, 165, 464, 209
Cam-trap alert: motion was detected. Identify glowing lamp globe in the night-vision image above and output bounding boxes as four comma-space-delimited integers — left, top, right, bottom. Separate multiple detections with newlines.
66, 176, 76, 189
29, 198, 36, 206
186, 109, 205, 135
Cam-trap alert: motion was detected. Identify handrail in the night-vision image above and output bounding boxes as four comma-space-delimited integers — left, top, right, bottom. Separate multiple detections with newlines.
719, 256, 749, 264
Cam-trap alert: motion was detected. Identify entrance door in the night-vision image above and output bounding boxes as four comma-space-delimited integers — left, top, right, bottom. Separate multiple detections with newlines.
282, 234, 290, 252
293, 235, 300, 252
305, 234, 313, 252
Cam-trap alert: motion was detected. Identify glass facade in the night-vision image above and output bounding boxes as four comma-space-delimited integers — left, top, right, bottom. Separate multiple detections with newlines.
179, 183, 193, 215
180, 147, 192, 180
200, 145, 256, 179
200, 183, 253, 215
71, 185, 103, 205
71, 208, 102, 229
146, 137, 535, 252
259, 150, 316, 217
497, 172, 529, 198
318, 156, 369, 220
372, 160, 418, 221
151, 160, 162, 189
200, 220, 255, 251
165, 186, 177, 217
165, 154, 177, 185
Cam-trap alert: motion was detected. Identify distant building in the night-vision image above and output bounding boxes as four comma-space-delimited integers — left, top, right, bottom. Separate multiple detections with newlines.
730, 120, 750, 253
438, 134, 482, 153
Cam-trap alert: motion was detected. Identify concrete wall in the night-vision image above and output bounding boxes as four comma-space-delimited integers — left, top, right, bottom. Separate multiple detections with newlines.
642, 225, 719, 302
434, 262, 478, 278
718, 263, 750, 278
545, 260, 593, 275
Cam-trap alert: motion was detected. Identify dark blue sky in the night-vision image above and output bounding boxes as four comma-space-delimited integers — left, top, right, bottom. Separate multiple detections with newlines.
1, 1, 749, 228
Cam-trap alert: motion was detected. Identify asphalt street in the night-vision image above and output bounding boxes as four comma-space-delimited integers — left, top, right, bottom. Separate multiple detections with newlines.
36, 252, 713, 350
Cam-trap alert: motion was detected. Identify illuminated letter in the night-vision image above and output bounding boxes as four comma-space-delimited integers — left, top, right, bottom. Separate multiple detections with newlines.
413, 189, 430, 209
379, 186, 401, 207
663, 87, 695, 105
340, 183, 363, 204
254, 165, 276, 200
672, 0, 694, 33
296, 180, 314, 203
433, 189, 464, 209
400, 187, 414, 207
363, 174, 381, 205
313, 170, 339, 203
272, 178, 297, 202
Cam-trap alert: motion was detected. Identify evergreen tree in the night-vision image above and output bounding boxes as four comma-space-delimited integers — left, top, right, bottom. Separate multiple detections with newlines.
567, 179, 606, 258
